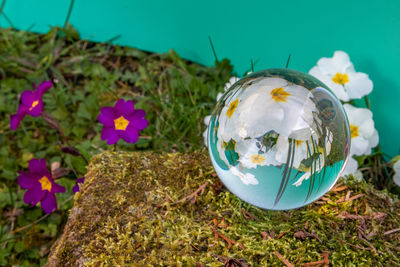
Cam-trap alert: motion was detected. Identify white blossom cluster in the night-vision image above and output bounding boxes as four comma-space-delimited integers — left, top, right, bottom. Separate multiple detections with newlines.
308, 51, 378, 179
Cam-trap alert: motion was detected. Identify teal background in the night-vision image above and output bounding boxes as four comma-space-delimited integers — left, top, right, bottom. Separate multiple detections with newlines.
1, 0, 399, 156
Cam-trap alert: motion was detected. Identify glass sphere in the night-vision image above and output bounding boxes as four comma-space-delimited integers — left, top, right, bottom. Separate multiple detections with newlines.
207, 69, 350, 210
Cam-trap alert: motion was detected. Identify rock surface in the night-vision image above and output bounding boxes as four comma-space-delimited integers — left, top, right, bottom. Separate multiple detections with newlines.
47, 150, 400, 266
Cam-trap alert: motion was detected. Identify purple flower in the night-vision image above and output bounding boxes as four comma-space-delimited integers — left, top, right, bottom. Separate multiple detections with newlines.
18, 158, 66, 214
98, 99, 148, 145
72, 177, 85, 193
10, 81, 53, 130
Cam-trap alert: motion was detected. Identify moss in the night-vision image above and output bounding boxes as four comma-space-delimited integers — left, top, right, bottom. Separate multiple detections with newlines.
47, 150, 400, 266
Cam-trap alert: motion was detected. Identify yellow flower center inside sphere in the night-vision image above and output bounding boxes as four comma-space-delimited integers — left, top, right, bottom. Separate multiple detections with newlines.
114, 116, 130, 131
295, 140, 304, 147
332, 73, 349, 85
350, 124, 359, 138
270, 87, 291, 102
251, 154, 265, 164
39, 176, 52, 192
226, 99, 239, 118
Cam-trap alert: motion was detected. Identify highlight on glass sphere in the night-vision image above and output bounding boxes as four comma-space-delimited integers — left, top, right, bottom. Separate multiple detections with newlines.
207, 69, 351, 210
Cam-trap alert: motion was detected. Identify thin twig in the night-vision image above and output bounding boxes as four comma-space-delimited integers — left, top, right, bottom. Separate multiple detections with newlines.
274, 251, 294, 267
175, 181, 209, 204
384, 228, 400, 236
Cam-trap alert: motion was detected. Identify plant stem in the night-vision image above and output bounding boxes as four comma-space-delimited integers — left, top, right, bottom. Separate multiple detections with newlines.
63, 0, 75, 29
364, 95, 371, 109
42, 112, 89, 164
11, 195, 74, 234
0, 0, 6, 17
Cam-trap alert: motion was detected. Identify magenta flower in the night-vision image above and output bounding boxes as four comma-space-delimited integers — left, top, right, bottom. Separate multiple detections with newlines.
72, 177, 85, 193
98, 99, 148, 145
10, 81, 52, 130
18, 158, 65, 214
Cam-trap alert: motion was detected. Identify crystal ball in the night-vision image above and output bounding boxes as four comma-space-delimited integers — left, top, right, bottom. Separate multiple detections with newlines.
207, 69, 350, 210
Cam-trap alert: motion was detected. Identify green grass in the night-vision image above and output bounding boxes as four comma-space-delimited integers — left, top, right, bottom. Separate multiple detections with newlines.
0, 25, 234, 266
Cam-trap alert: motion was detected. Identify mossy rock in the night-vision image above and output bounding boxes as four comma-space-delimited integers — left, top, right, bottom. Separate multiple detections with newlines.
46, 150, 400, 266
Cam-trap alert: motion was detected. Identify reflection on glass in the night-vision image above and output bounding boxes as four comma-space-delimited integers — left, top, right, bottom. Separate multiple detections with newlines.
208, 69, 350, 210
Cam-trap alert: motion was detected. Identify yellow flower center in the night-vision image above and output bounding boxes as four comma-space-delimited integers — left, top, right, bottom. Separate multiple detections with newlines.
332, 73, 349, 85
350, 124, 359, 138
226, 99, 239, 118
270, 87, 291, 102
251, 154, 265, 164
39, 176, 52, 192
114, 116, 129, 131
295, 140, 303, 147
29, 100, 39, 111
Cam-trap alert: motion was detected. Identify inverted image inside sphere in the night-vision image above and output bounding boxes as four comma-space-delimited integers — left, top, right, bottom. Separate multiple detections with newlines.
207, 69, 350, 210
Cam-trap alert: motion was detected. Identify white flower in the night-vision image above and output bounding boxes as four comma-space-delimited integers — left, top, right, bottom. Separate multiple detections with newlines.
393, 160, 400, 186
227, 77, 316, 141
203, 115, 211, 146
275, 135, 311, 169
224, 76, 239, 91
235, 138, 281, 168
344, 104, 378, 156
292, 153, 325, 187
230, 166, 258, 185
341, 104, 378, 176
203, 76, 239, 147
341, 157, 359, 176
309, 51, 373, 101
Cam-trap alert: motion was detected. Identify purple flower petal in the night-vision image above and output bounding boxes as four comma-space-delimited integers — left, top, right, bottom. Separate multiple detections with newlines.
73, 177, 85, 193
37, 81, 52, 97
26, 100, 43, 117
126, 109, 148, 130
115, 99, 134, 116
72, 183, 80, 194
133, 117, 148, 131
119, 124, 139, 143
130, 109, 146, 120
18, 171, 39, 189
41, 193, 57, 214
23, 185, 46, 206
28, 158, 48, 174
20, 90, 35, 106
101, 126, 120, 144
98, 107, 116, 126
10, 113, 26, 130
51, 181, 66, 194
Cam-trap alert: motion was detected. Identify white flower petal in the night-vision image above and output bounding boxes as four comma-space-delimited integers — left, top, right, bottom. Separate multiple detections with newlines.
309, 66, 350, 101
344, 104, 378, 156
230, 166, 258, 185
204, 115, 211, 126
216, 92, 224, 101
393, 160, 400, 187
342, 156, 358, 176
317, 51, 354, 75
293, 172, 311, 187
345, 72, 373, 99
351, 136, 370, 156
203, 129, 208, 147
364, 129, 379, 155
224, 76, 240, 91
352, 170, 364, 182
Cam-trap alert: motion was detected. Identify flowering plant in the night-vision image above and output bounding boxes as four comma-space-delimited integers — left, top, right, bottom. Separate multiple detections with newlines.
10, 83, 148, 213
203, 51, 399, 190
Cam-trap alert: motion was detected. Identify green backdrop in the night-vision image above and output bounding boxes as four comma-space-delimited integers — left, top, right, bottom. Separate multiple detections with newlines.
1, 0, 399, 156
